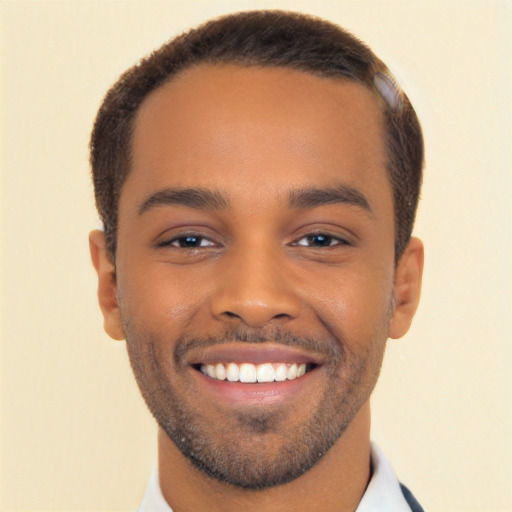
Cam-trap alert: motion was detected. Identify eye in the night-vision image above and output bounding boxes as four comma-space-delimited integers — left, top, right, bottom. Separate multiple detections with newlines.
158, 234, 216, 249
294, 233, 348, 248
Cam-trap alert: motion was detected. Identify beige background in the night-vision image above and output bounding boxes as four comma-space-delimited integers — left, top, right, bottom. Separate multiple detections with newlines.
1, 1, 511, 511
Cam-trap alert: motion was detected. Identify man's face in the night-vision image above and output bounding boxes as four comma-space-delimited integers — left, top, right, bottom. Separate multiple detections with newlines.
114, 65, 397, 487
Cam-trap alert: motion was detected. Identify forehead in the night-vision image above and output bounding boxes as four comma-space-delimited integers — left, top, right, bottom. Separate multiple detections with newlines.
124, 64, 389, 214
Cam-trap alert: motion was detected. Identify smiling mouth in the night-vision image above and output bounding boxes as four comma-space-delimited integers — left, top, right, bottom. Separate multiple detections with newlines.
194, 362, 315, 383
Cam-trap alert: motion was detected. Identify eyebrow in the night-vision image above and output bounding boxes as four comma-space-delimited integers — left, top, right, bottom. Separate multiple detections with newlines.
138, 187, 229, 215
288, 184, 372, 214
138, 183, 372, 216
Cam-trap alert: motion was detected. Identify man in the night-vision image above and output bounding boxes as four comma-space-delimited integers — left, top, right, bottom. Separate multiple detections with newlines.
89, 10, 424, 512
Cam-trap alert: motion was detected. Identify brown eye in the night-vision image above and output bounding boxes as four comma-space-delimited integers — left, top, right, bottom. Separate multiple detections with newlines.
158, 235, 216, 248
295, 234, 346, 248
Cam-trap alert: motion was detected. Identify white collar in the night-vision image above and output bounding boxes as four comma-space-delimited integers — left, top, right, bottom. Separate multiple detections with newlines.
356, 443, 412, 512
137, 443, 411, 512
137, 469, 169, 512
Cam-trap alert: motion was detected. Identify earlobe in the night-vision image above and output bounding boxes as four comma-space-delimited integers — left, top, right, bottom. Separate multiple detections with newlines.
388, 237, 424, 339
89, 230, 125, 341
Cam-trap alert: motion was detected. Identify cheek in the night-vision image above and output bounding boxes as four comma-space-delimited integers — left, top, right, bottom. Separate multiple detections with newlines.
116, 259, 211, 337
302, 263, 395, 342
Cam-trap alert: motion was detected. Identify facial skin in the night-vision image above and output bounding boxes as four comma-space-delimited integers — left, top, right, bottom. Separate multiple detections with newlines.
90, 65, 423, 512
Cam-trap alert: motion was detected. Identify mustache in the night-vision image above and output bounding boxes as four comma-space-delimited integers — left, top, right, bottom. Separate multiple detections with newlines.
174, 325, 344, 365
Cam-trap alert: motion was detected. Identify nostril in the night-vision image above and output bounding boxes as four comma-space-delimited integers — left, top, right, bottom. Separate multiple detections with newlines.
212, 293, 302, 328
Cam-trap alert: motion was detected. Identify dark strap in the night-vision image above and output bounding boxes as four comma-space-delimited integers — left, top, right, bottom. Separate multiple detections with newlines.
400, 483, 424, 512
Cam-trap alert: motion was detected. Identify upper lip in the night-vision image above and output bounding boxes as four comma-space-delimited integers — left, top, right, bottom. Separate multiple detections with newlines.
187, 343, 325, 366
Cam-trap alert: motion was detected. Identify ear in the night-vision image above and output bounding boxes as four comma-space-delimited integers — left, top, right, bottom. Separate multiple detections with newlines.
388, 236, 424, 339
89, 230, 125, 340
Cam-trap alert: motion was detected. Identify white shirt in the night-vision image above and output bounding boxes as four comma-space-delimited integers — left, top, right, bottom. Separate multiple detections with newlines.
138, 443, 413, 512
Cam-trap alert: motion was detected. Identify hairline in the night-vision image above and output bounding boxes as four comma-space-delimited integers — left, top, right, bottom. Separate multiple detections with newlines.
92, 12, 422, 266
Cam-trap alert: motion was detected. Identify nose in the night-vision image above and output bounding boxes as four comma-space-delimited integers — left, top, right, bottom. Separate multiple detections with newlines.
210, 245, 302, 328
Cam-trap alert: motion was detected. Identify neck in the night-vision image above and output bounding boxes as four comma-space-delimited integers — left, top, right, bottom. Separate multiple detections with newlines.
158, 402, 372, 512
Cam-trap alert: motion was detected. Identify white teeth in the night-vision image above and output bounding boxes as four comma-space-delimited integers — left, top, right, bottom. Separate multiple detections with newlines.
275, 363, 287, 381
199, 362, 311, 383
287, 363, 298, 380
239, 363, 257, 383
226, 363, 239, 382
257, 363, 275, 383
214, 363, 226, 380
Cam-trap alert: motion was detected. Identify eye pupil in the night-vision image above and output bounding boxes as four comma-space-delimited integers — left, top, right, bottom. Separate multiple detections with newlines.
309, 234, 332, 246
179, 236, 201, 247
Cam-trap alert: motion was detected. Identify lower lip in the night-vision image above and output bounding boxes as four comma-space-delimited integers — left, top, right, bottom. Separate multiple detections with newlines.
190, 367, 317, 406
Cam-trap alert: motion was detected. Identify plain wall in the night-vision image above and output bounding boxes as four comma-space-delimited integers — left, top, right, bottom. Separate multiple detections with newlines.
1, 1, 511, 510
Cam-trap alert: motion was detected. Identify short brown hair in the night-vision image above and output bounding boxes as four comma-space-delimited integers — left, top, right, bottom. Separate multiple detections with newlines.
90, 10, 424, 261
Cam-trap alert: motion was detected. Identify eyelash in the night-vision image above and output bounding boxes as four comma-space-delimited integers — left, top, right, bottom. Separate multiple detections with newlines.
156, 231, 350, 250
156, 232, 218, 249
292, 233, 349, 248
